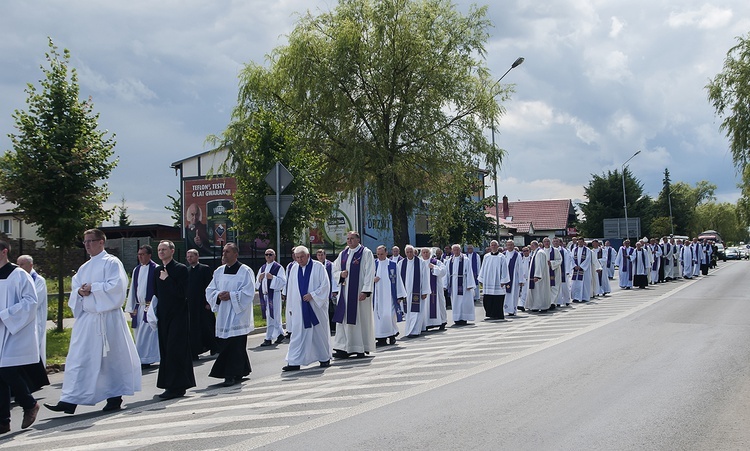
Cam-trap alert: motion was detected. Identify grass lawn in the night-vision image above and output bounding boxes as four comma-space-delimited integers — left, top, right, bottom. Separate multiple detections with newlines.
46, 302, 280, 366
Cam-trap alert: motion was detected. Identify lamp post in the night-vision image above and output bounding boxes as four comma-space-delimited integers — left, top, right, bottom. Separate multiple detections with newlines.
668, 192, 674, 236
491, 57, 524, 240
621, 150, 641, 240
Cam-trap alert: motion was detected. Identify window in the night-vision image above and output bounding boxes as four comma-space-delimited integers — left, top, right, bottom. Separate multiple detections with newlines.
1, 219, 11, 235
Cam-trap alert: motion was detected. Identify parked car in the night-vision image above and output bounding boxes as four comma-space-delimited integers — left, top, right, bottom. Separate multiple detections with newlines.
739, 246, 750, 260
716, 243, 726, 261
725, 247, 740, 260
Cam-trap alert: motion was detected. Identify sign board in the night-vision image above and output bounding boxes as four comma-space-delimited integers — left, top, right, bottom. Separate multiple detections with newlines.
603, 217, 641, 239
264, 162, 294, 194
264, 195, 295, 221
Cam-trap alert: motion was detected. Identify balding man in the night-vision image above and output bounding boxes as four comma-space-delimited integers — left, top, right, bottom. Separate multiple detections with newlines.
16, 255, 47, 365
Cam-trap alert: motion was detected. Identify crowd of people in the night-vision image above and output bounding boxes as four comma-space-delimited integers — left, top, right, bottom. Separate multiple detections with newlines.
0, 228, 718, 432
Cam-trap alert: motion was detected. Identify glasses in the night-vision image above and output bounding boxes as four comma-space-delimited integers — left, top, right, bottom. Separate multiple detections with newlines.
264, 253, 274, 256
82, 239, 102, 245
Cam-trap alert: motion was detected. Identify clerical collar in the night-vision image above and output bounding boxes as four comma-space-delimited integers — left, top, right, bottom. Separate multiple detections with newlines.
491, 251, 500, 255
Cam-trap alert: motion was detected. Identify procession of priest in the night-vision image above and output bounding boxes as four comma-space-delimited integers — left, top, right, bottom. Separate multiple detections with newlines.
0, 229, 720, 432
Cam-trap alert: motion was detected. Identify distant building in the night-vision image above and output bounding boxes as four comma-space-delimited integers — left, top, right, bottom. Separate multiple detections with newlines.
489, 196, 577, 244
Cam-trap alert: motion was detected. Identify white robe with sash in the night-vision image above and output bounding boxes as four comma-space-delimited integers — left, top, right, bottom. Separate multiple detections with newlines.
373, 259, 406, 339
125, 262, 160, 364
285, 260, 331, 366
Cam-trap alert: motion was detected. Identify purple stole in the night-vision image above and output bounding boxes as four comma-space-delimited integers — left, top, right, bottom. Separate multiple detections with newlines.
529, 251, 537, 290
376, 260, 403, 322
559, 248, 567, 283
572, 247, 586, 281
469, 252, 479, 285
333, 246, 365, 325
506, 252, 518, 294
636, 249, 647, 275
131, 261, 156, 329
400, 258, 422, 313
297, 263, 319, 328
323, 260, 333, 300
597, 248, 604, 285
428, 258, 439, 318
259, 261, 281, 319
448, 256, 465, 295
621, 247, 633, 275
606, 247, 614, 269
548, 247, 556, 287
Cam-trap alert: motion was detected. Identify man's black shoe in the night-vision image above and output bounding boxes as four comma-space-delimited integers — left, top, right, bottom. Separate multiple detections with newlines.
282, 365, 300, 372
158, 390, 186, 400
260, 339, 273, 347
102, 397, 122, 412
44, 401, 76, 414
319, 360, 331, 368
275, 334, 286, 344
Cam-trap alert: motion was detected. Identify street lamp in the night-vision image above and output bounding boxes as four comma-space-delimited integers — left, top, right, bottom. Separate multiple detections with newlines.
621, 150, 641, 240
491, 57, 524, 240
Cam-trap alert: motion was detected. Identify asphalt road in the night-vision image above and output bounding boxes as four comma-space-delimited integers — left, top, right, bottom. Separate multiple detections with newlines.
2, 261, 749, 450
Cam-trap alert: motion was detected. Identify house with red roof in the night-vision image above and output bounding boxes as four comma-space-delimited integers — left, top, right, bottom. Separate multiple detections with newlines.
488, 196, 578, 244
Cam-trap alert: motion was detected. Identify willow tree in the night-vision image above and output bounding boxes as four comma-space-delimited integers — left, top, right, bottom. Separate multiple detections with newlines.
236, 0, 507, 248
0, 39, 116, 331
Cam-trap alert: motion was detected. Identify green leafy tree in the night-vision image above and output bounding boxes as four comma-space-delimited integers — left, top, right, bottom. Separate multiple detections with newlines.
670, 180, 716, 235
234, 0, 507, 249
212, 108, 331, 244
650, 216, 673, 238
0, 38, 117, 331
694, 202, 747, 243
165, 190, 182, 228
578, 168, 653, 238
428, 165, 495, 246
706, 34, 750, 168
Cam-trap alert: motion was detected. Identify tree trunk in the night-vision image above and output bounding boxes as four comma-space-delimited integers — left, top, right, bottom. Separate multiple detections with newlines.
391, 201, 411, 251
57, 245, 65, 332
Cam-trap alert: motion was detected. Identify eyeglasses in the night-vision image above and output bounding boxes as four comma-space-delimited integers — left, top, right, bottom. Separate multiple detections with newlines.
264, 253, 274, 256
82, 239, 102, 245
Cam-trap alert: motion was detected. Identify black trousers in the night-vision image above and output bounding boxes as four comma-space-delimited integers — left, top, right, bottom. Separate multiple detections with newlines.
0, 366, 35, 425
483, 294, 505, 319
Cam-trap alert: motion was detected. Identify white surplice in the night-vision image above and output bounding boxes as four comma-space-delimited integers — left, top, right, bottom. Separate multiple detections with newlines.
502, 250, 523, 315
423, 257, 447, 328
206, 263, 255, 339
30, 269, 47, 365
445, 255, 476, 321
570, 245, 592, 301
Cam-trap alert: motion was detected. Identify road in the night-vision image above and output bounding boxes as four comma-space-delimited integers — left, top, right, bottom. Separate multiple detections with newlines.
2, 261, 749, 450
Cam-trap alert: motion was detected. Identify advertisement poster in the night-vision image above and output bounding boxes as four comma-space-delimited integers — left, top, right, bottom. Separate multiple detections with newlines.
183, 177, 236, 257
309, 197, 357, 250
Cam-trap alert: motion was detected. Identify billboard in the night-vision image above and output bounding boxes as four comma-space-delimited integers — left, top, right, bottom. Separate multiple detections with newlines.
183, 177, 237, 257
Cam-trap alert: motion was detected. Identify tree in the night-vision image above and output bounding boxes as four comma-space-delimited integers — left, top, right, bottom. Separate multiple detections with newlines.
165, 190, 182, 228
115, 195, 131, 226
578, 168, 653, 238
234, 0, 506, 249
694, 202, 747, 243
670, 180, 717, 236
0, 38, 117, 331
706, 34, 750, 169
212, 108, 332, 244
428, 165, 495, 246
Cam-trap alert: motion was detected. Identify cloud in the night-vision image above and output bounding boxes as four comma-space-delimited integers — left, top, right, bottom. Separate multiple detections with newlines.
609, 16, 624, 38
667, 5, 733, 29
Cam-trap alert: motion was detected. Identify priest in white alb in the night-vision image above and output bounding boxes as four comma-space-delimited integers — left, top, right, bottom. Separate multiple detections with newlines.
45, 229, 141, 415
615, 240, 635, 289
256, 249, 287, 346
525, 241, 553, 312
542, 237, 563, 310
570, 239, 593, 303
502, 241, 524, 316
373, 246, 406, 346
445, 244, 476, 325
283, 246, 332, 371
125, 245, 160, 367
332, 231, 375, 359
420, 247, 447, 330
398, 245, 431, 337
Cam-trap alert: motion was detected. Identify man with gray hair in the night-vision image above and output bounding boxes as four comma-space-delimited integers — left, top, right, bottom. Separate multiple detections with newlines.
16, 255, 47, 365
283, 246, 332, 371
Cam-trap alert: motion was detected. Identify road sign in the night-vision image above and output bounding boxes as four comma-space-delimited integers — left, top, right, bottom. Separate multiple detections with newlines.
264, 195, 295, 221
264, 162, 293, 194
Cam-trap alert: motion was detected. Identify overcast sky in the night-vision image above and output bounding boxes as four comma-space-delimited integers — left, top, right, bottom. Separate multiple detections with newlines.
1, 0, 748, 224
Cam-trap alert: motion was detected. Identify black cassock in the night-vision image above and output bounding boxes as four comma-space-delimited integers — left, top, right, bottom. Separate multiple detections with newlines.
155, 259, 196, 391
188, 263, 217, 358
